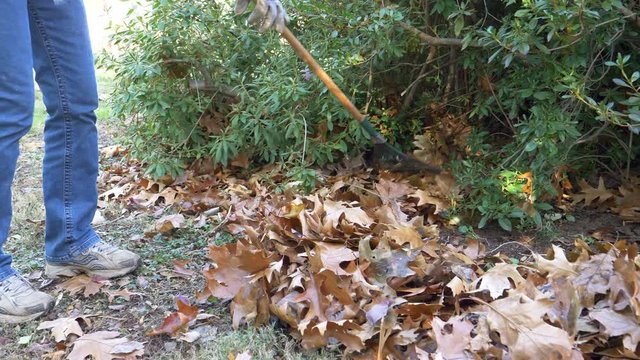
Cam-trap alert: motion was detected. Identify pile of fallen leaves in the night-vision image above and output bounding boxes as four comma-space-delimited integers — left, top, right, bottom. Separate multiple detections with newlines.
190, 172, 640, 359
95, 148, 640, 358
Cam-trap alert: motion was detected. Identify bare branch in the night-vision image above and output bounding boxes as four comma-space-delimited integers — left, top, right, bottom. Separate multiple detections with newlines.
398, 21, 468, 47
619, 5, 640, 29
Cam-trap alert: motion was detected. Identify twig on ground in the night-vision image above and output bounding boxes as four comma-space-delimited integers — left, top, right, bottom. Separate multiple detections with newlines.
486, 241, 534, 255
209, 206, 232, 235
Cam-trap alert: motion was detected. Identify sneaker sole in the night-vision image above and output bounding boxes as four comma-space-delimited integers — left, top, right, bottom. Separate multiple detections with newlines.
45, 258, 141, 280
0, 297, 54, 324
0, 310, 50, 324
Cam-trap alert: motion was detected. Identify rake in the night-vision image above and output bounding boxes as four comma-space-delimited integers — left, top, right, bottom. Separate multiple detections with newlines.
280, 27, 442, 174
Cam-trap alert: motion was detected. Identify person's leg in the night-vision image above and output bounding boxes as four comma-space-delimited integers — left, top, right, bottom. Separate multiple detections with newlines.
0, 0, 35, 281
0, 0, 54, 324
28, 0, 101, 261
28, 0, 140, 279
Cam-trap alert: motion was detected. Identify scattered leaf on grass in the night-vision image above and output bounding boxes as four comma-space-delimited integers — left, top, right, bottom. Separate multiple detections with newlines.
148, 296, 199, 337
172, 259, 195, 278
67, 331, 143, 360
156, 214, 186, 233
37, 316, 90, 342
57, 275, 110, 298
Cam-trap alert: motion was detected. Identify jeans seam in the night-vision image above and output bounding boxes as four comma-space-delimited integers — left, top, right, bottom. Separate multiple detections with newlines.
28, 3, 74, 244
45, 232, 100, 263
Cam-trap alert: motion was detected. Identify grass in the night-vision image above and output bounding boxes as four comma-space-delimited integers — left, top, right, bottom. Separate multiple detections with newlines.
157, 325, 339, 360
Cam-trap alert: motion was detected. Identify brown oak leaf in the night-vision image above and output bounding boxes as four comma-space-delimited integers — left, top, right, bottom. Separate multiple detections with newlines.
474, 263, 526, 299
37, 316, 89, 342
486, 294, 573, 360
590, 308, 640, 352
148, 296, 199, 337
572, 177, 614, 206
57, 275, 110, 298
67, 331, 143, 360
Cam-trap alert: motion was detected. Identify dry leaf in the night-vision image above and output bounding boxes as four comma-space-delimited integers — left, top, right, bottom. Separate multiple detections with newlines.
384, 226, 423, 249
148, 296, 199, 337
58, 275, 110, 298
613, 185, 640, 222
474, 263, 526, 299
37, 317, 88, 342
179, 330, 202, 343
67, 331, 143, 360
432, 316, 474, 359
100, 145, 125, 158
172, 259, 195, 278
156, 214, 186, 233
323, 200, 374, 228
590, 308, 640, 352
486, 294, 573, 360
572, 177, 614, 206
98, 155, 640, 358
411, 189, 449, 214
314, 242, 357, 276
534, 245, 578, 279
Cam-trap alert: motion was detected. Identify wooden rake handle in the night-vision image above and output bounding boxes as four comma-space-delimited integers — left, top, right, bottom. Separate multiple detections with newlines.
281, 27, 366, 123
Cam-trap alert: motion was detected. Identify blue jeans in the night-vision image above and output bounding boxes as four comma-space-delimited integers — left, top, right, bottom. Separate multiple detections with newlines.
0, 0, 101, 281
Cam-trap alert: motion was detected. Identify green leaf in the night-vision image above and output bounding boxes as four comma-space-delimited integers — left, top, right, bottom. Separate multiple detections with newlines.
536, 202, 554, 211
503, 53, 514, 68
454, 16, 464, 37
533, 91, 552, 100
524, 141, 538, 152
18, 335, 31, 345
498, 217, 513, 232
478, 215, 489, 229
488, 49, 502, 63
613, 78, 630, 88
510, 209, 525, 218
533, 211, 542, 225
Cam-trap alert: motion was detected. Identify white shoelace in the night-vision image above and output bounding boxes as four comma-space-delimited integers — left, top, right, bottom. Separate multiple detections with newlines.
87, 241, 118, 255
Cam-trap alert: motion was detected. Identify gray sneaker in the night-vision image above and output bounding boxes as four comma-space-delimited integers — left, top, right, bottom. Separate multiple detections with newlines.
45, 241, 141, 279
0, 274, 55, 323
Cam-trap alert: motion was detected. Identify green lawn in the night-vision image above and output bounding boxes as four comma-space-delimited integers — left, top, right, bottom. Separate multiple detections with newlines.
32, 69, 115, 130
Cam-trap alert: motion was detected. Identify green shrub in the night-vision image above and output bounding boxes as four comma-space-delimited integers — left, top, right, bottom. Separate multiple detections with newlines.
100, 0, 412, 178
102, 0, 640, 230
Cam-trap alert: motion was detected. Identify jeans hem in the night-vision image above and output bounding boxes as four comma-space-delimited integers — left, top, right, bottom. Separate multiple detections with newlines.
45, 233, 100, 263
0, 268, 17, 282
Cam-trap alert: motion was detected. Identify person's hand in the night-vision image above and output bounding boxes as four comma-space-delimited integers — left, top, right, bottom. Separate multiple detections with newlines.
235, 0, 289, 33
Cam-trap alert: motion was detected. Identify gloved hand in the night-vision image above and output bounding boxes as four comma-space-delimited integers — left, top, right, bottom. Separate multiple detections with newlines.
235, 0, 289, 33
